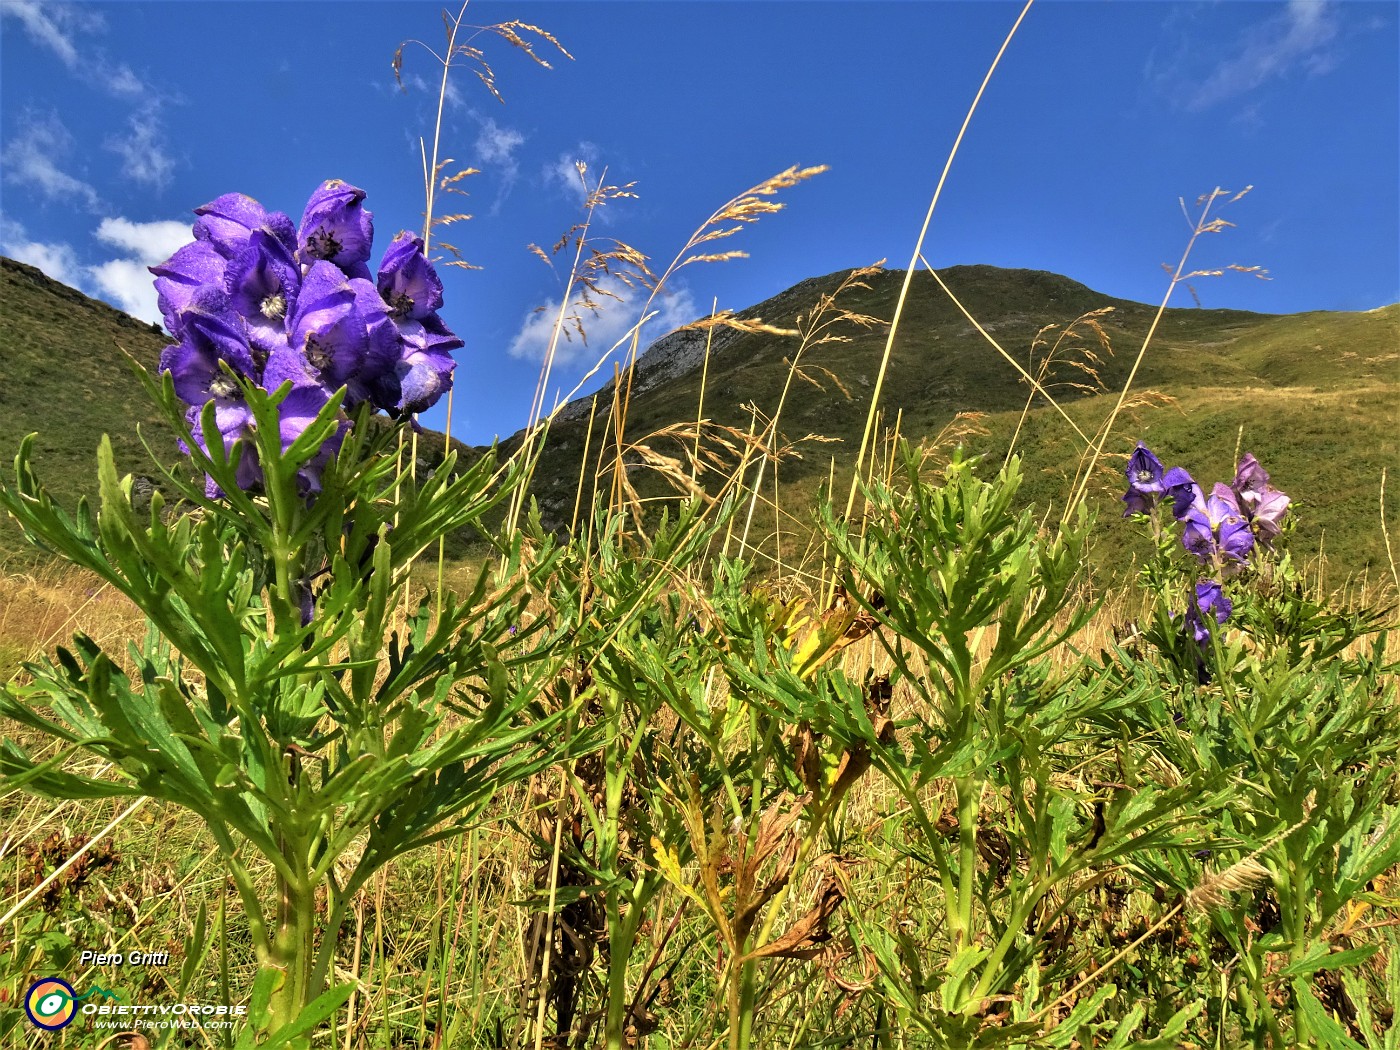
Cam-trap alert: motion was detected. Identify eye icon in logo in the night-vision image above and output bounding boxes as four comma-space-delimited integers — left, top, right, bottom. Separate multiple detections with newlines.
25, 978, 77, 1031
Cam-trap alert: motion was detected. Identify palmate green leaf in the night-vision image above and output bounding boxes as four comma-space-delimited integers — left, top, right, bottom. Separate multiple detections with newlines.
1330, 805, 1400, 914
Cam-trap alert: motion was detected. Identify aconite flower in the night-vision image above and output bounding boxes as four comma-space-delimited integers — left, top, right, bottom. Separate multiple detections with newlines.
1162, 466, 1202, 521
152, 180, 462, 494
377, 232, 443, 321
1185, 579, 1232, 646
193, 192, 297, 261
1182, 485, 1254, 566
225, 229, 301, 358
297, 180, 374, 276
150, 240, 226, 339
1230, 453, 1291, 543
1122, 442, 1166, 516
287, 262, 397, 408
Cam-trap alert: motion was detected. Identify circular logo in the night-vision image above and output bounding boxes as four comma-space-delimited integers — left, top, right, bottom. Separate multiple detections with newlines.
25, 978, 77, 1031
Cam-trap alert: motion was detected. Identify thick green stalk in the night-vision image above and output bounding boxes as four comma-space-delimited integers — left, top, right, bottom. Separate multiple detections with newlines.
1286, 838, 1311, 1042
267, 837, 315, 1031
954, 776, 981, 961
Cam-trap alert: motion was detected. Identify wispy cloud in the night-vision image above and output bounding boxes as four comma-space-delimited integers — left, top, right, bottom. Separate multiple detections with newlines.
508, 274, 696, 370
1, 0, 152, 98
105, 103, 176, 189
1, 113, 102, 210
1190, 0, 1341, 110
0, 1, 97, 70
474, 116, 525, 213
477, 118, 525, 167
1149, 1, 1346, 113
0, 216, 85, 288
89, 216, 192, 323
544, 142, 602, 206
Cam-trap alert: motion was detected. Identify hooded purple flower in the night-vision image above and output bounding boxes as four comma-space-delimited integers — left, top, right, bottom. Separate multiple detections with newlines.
374, 314, 460, 416
193, 193, 297, 260
1184, 579, 1232, 646
225, 228, 301, 359
150, 240, 227, 338
263, 345, 344, 493
1122, 443, 1166, 516
288, 262, 400, 408
155, 180, 464, 493
158, 288, 257, 407
377, 232, 443, 321
157, 289, 259, 492
1182, 484, 1254, 566
1231, 453, 1291, 544
298, 180, 374, 276
1162, 466, 1203, 522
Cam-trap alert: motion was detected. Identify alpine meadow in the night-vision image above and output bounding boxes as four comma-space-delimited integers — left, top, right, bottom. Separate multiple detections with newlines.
1, 3, 1398, 1049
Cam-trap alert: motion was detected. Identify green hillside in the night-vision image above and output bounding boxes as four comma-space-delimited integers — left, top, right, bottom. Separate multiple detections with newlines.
506, 266, 1399, 589
2, 256, 1395, 587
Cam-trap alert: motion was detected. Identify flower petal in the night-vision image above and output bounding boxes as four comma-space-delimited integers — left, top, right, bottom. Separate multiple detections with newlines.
297, 179, 374, 272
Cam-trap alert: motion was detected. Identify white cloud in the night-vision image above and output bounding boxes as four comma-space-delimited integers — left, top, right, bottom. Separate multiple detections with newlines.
88, 258, 162, 322
1, 114, 101, 210
544, 142, 601, 205
0, 213, 191, 324
90, 216, 192, 323
107, 63, 146, 97
0, 217, 84, 287
476, 118, 524, 166
1, 1, 84, 68
0, 2, 146, 97
474, 116, 525, 214
93, 217, 190, 263
508, 274, 697, 369
104, 105, 176, 189
1187, 0, 1342, 110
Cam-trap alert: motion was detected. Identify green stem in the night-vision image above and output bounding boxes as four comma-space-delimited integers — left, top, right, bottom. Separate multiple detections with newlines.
1286, 837, 1311, 1042
730, 956, 757, 1050
955, 776, 981, 957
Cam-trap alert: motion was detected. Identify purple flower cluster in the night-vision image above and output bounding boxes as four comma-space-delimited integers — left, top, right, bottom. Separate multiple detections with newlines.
1123, 443, 1291, 648
150, 181, 460, 493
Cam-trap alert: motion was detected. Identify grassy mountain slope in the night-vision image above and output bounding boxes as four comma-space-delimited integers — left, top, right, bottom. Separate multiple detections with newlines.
509, 266, 1398, 588
2, 256, 1395, 587
0, 257, 173, 558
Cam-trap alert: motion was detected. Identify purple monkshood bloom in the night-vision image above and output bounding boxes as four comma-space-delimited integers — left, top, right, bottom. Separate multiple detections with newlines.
225, 228, 301, 359
1122, 442, 1167, 516
288, 262, 399, 408
190, 346, 342, 498
1231, 453, 1291, 544
1184, 579, 1232, 647
1182, 484, 1254, 566
377, 232, 444, 321
158, 288, 258, 407
154, 181, 462, 495
1162, 467, 1202, 522
376, 314, 461, 417
150, 240, 227, 339
193, 193, 297, 261
298, 180, 374, 276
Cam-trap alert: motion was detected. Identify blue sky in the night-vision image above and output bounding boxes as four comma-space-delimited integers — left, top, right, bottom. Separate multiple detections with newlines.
2, 1, 1396, 445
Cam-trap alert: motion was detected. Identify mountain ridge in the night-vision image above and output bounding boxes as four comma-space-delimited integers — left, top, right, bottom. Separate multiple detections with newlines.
3, 254, 1396, 583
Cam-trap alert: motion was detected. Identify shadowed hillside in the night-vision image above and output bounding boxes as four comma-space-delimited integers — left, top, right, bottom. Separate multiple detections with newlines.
507, 265, 1398, 588
2, 256, 1395, 585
